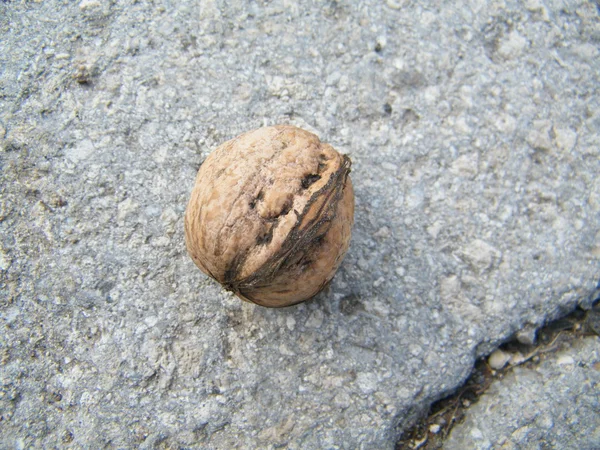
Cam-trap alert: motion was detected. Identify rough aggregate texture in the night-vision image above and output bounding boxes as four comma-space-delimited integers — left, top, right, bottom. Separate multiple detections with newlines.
0, 0, 599, 448
445, 336, 600, 450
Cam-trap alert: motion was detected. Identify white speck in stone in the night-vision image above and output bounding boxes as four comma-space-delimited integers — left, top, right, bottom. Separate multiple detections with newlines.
381, 162, 397, 172
333, 391, 352, 408
470, 427, 483, 439
406, 186, 424, 209
536, 413, 554, 430
556, 355, 575, 366
553, 126, 577, 151
117, 198, 139, 222
385, 0, 406, 10
497, 30, 527, 59
326, 71, 341, 86
338, 75, 349, 92
450, 153, 479, 177
286, 316, 296, 331
278, 343, 295, 356
527, 120, 553, 151
374, 226, 390, 238
305, 310, 323, 328
65, 139, 94, 163
573, 43, 599, 61
460, 239, 500, 273
356, 372, 378, 394
144, 316, 158, 327
79, 0, 101, 11
153, 146, 169, 164
0, 251, 11, 271
409, 344, 422, 357
422, 85, 440, 104
152, 236, 170, 247
454, 116, 472, 134
494, 113, 517, 134
427, 221, 443, 239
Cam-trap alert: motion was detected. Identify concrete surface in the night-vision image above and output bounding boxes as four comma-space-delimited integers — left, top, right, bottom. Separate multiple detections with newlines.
1, 0, 599, 448
445, 336, 600, 450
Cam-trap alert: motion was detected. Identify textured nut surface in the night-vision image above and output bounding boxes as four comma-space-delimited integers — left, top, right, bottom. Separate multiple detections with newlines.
184, 125, 354, 307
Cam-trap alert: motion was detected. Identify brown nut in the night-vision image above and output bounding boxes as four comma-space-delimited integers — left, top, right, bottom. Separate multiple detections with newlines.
184, 125, 354, 308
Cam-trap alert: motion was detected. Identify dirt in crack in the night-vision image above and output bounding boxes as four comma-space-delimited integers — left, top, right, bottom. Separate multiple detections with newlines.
396, 302, 600, 450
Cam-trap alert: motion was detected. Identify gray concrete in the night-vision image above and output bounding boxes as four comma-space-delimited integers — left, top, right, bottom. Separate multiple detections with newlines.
1, 0, 599, 448
445, 336, 600, 450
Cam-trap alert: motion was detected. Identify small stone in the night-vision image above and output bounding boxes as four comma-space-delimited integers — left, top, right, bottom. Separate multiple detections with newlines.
117, 198, 139, 222
151, 236, 170, 248
65, 139, 95, 163
497, 30, 528, 60
461, 240, 500, 273
305, 310, 324, 329
333, 391, 352, 409
526, 120, 553, 151
516, 325, 537, 345
470, 427, 482, 439
79, 0, 101, 10
553, 127, 577, 151
493, 113, 517, 134
450, 153, 479, 177
0, 251, 11, 271
573, 43, 599, 61
356, 372, 378, 395
373, 277, 385, 287
489, 349, 511, 370
509, 352, 526, 366
285, 316, 296, 331
429, 423, 441, 434
426, 221, 443, 239
385, 0, 406, 9
556, 355, 575, 366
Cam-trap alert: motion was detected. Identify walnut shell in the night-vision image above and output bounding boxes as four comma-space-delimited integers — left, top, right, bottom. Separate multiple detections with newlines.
184, 125, 354, 308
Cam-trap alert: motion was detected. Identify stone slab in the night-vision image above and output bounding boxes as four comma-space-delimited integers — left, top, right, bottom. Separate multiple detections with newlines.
0, 0, 599, 448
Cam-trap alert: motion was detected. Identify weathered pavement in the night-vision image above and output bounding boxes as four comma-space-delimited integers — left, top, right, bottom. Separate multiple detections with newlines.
1, 1, 599, 448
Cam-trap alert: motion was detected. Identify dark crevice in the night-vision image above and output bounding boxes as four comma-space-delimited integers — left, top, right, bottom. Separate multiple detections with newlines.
314, 234, 326, 245
301, 173, 321, 189
279, 197, 293, 216
256, 225, 274, 246
249, 190, 264, 209
299, 259, 312, 270
396, 303, 600, 449
233, 155, 351, 295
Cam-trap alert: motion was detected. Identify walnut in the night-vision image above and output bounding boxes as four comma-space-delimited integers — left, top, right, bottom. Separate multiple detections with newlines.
184, 125, 354, 308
